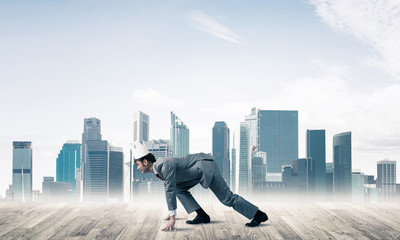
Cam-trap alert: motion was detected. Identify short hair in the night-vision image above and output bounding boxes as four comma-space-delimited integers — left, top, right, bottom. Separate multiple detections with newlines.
135, 153, 156, 163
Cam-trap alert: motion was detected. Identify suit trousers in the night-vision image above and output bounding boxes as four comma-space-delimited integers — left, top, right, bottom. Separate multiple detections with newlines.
176, 161, 259, 220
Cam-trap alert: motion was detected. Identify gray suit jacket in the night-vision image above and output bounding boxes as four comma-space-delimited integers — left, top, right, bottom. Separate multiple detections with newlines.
153, 153, 215, 211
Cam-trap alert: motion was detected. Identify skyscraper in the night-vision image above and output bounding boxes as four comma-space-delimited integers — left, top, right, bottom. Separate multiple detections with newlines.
82, 117, 108, 202
212, 121, 230, 186
258, 110, 298, 173
251, 151, 267, 190
133, 111, 149, 143
377, 160, 396, 201
12, 141, 32, 202
56, 140, 81, 198
81, 117, 102, 191
83, 140, 108, 201
232, 123, 251, 195
245, 108, 258, 150
333, 131, 352, 200
108, 144, 124, 201
170, 112, 189, 157
306, 129, 326, 198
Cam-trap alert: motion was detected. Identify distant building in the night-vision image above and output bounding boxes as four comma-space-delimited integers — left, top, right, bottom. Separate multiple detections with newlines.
170, 112, 189, 157
232, 123, 251, 195
292, 158, 314, 197
12, 141, 33, 202
109, 144, 124, 202
245, 108, 258, 150
306, 129, 326, 198
326, 162, 334, 199
252, 151, 267, 190
258, 110, 298, 173
56, 141, 81, 198
83, 140, 108, 202
42, 176, 72, 202
333, 132, 352, 200
377, 160, 396, 201
352, 170, 365, 202
364, 175, 375, 184
81, 117, 102, 201
133, 111, 149, 143
212, 121, 230, 186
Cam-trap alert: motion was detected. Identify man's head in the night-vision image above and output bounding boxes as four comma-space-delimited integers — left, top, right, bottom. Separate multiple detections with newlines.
132, 141, 156, 173
135, 153, 156, 173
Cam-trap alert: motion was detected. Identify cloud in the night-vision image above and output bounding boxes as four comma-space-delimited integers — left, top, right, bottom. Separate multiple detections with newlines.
310, 0, 400, 80
131, 89, 185, 108
187, 10, 244, 45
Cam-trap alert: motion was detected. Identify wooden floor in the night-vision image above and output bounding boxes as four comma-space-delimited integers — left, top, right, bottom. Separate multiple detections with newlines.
1, 201, 400, 239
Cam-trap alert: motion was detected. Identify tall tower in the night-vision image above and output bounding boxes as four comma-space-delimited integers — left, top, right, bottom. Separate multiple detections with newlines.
108, 144, 124, 202
333, 131, 352, 200
258, 110, 298, 173
232, 123, 251, 195
377, 160, 396, 201
133, 111, 149, 143
56, 140, 81, 198
245, 107, 258, 150
12, 141, 33, 202
306, 129, 326, 198
81, 118, 108, 202
170, 112, 189, 157
212, 121, 230, 186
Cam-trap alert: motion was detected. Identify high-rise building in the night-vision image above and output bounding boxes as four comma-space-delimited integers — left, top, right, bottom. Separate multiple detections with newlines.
333, 131, 352, 200
56, 141, 81, 198
252, 151, 267, 190
258, 110, 298, 173
232, 123, 251, 195
109, 144, 124, 202
81, 117, 102, 193
83, 140, 108, 201
42, 176, 73, 202
377, 160, 396, 201
352, 170, 365, 202
292, 158, 314, 196
212, 121, 230, 186
326, 162, 334, 199
306, 129, 326, 198
170, 112, 189, 157
133, 111, 149, 143
245, 108, 258, 150
12, 141, 33, 202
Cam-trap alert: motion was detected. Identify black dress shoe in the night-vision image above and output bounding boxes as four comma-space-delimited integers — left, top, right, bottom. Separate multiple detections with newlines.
186, 214, 210, 224
245, 210, 268, 227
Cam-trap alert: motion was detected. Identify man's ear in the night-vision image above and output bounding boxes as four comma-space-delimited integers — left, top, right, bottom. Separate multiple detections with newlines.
143, 159, 148, 166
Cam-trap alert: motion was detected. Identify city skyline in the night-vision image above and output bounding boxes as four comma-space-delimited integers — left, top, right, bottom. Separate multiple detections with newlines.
1, 0, 400, 196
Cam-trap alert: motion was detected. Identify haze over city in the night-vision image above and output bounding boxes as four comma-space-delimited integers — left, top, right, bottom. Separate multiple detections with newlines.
1, 0, 399, 197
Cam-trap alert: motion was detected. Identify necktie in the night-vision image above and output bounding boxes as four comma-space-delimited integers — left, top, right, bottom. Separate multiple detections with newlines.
156, 174, 165, 181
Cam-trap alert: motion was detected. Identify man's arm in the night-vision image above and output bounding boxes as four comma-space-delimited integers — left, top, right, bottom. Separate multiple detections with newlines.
161, 162, 177, 231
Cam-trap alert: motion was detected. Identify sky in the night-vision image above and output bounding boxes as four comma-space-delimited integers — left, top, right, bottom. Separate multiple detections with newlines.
1, 0, 400, 197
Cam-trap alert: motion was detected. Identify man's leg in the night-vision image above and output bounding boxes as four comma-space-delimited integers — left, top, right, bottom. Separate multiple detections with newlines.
176, 181, 210, 224
208, 166, 262, 220
176, 181, 201, 214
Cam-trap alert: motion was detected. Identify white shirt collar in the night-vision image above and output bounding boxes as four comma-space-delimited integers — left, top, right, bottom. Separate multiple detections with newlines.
153, 164, 158, 175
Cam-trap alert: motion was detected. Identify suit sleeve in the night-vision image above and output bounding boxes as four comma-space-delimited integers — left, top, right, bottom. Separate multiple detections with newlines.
163, 162, 177, 211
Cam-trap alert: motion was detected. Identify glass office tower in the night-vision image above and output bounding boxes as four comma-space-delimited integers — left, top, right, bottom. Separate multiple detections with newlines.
56, 140, 81, 197
12, 141, 33, 202
306, 129, 326, 198
377, 160, 396, 201
133, 111, 149, 143
109, 144, 124, 202
258, 110, 298, 173
232, 123, 251, 195
212, 121, 230, 186
170, 112, 189, 157
333, 131, 352, 200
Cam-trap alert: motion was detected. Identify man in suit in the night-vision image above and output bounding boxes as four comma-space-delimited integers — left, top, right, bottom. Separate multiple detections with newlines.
133, 141, 268, 231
